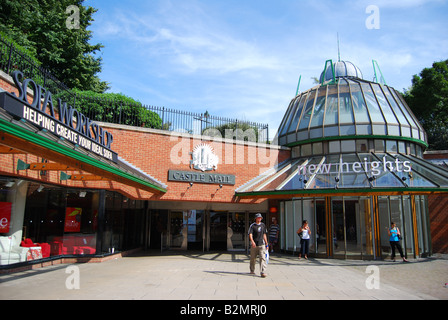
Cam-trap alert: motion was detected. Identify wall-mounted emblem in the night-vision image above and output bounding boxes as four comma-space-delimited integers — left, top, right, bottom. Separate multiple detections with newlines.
190, 144, 218, 172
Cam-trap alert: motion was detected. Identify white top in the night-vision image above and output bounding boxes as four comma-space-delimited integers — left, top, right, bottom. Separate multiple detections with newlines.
301, 228, 310, 240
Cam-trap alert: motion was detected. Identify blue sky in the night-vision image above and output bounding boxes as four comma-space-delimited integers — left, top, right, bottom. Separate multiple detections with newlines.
85, 0, 448, 140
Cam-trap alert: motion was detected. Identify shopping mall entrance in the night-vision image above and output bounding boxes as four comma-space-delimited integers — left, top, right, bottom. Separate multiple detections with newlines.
149, 209, 272, 252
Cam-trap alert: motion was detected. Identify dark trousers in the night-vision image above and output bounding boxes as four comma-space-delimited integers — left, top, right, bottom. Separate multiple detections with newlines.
390, 241, 405, 259
300, 238, 310, 256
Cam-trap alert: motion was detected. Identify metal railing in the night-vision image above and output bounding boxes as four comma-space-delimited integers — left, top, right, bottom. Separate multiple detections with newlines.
0, 34, 269, 143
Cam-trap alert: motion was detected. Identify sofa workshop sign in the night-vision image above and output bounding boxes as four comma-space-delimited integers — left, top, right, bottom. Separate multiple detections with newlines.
0, 70, 117, 162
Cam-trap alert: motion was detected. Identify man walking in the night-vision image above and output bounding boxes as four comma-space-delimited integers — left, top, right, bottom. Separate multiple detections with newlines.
248, 213, 268, 277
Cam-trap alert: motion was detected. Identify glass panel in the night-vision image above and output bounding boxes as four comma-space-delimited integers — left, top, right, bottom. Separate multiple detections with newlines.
329, 140, 340, 153
378, 196, 390, 258
209, 211, 227, 250
386, 154, 441, 187
372, 84, 397, 123
386, 140, 398, 152
389, 88, 419, 128
324, 125, 339, 137
303, 199, 316, 254
313, 142, 323, 155
170, 211, 185, 249
340, 125, 356, 135
298, 90, 317, 131
389, 196, 409, 258
312, 154, 339, 189
286, 94, 307, 133
187, 210, 204, 251
356, 139, 369, 152
228, 212, 245, 251
374, 139, 385, 152
368, 154, 406, 188
315, 199, 326, 255
402, 196, 414, 256
301, 144, 312, 157
361, 83, 385, 123
339, 85, 355, 124
279, 98, 299, 135
341, 140, 356, 152
284, 201, 295, 251
310, 86, 327, 128
398, 141, 406, 153
332, 199, 345, 255
338, 153, 370, 188
384, 87, 409, 124
282, 157, 322, 190
344, 199, 359, 256
350, 83, 371, 123
324, 85, 339, 126
359, 197, 374, 257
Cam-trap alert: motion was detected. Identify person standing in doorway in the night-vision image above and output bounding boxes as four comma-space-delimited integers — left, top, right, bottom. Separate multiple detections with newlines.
248, 213, 268, 277
388, 222, 408, 262
269, 217, 279, 253
297, 220, 311, 260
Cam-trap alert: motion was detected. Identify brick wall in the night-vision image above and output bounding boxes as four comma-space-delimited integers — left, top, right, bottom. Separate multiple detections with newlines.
104, 124, 290, 203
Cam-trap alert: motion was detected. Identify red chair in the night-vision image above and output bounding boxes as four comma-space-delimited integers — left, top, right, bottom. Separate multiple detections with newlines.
21, 238, 51, 258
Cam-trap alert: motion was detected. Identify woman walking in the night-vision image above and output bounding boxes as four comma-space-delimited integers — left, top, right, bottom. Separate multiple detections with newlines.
297, 220, 311, 260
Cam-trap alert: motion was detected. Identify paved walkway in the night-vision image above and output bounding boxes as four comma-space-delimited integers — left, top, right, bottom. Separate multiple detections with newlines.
0, 251, 447, 301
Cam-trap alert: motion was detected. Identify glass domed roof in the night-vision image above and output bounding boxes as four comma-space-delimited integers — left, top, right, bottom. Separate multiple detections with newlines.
319, 60, 363, 83
277, 60, 426, 147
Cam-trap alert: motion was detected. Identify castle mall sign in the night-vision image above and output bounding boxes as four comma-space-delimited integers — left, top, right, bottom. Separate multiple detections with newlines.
0, 70, 117, 162
168, 143, 235, 185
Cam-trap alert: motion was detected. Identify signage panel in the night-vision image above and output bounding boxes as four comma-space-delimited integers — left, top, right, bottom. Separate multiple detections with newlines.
0, 70, 118, 163
168, 170, 235, 185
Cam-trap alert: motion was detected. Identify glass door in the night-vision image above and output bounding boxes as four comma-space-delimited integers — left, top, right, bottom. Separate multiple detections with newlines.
208, 211, 228, 251
186, 210, 205, 251
169, 211, 186, 249
228, 212, 246, 251
331, 198, 345, 257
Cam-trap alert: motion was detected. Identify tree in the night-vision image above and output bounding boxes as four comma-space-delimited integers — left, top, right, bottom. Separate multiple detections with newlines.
403, 59, 448, 150
0, 0, 107, 93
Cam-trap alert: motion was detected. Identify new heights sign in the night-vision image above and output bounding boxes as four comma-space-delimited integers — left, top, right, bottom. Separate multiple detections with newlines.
0, 70, 117, 162
297, 156, 412, 177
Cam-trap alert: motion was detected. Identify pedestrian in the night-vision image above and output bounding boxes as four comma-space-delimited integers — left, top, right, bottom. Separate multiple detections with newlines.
297, 220, 311, 260
269, 217, 279, 253
248, 213, 268, 277
388, 222, 408, 262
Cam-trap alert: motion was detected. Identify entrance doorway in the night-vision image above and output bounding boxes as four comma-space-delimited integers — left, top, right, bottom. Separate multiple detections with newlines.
330, 197, 374, 258
150, 210, 257, 252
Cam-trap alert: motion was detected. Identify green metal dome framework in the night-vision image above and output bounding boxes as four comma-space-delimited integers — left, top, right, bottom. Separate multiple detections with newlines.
277, 60, 427, 149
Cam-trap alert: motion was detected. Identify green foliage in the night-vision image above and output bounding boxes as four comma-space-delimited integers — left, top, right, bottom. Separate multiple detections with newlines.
0, 0, 107, 93
403, 59, 448, 150
73, 90, 162, 129
204, 122, 259, 142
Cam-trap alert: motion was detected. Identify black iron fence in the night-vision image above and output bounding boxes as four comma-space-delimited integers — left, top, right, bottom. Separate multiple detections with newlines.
0, 34, 269, 143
